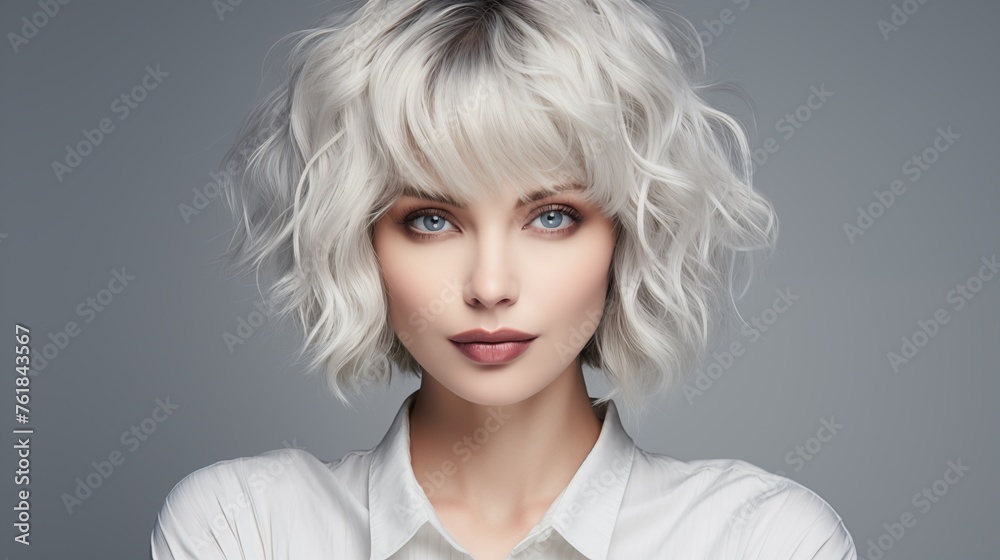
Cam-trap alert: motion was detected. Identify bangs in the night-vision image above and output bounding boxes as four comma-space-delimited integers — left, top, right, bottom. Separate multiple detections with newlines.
363, 0, 624, 211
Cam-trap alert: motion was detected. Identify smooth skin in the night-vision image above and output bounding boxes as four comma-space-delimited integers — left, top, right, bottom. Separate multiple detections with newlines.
371, 183, 618, 560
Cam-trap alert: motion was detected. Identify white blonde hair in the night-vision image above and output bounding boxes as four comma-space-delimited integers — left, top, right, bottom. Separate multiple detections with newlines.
218, 0, 778, 414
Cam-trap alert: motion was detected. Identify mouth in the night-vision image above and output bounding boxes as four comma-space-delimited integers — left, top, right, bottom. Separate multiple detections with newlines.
447, 328, 539, 365
448, 327, 537, 343
449, 339, 536, 365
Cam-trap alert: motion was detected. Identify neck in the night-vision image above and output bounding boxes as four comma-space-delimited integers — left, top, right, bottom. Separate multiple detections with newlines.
408, 364, 603, 523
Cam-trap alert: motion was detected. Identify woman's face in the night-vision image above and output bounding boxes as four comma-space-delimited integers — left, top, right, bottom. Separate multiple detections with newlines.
371, 183, 617, 406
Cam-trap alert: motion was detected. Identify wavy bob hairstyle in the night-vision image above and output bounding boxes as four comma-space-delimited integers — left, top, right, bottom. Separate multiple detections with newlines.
217, 0, 778, 413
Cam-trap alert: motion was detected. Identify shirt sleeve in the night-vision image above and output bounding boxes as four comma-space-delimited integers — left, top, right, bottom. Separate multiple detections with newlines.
732, 478, 857, 560
150, 458, 262, 560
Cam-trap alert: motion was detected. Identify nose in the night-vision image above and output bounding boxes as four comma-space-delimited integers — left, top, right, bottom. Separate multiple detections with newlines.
463, 230, 519, 309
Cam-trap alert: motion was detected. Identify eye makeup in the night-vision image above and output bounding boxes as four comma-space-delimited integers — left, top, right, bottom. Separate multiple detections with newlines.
393, 202, 586, 240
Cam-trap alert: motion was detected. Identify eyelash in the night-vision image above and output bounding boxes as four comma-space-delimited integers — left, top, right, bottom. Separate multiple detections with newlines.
395, 204, 585, 240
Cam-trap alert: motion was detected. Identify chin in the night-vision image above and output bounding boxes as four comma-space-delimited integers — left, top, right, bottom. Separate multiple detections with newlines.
437, 370, 553, 408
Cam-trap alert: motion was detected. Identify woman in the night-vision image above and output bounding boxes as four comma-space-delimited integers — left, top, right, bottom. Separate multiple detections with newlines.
151, 0, 857, 558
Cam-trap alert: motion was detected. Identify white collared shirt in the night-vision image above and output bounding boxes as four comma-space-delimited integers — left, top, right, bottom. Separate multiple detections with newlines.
151, 391, 857, 559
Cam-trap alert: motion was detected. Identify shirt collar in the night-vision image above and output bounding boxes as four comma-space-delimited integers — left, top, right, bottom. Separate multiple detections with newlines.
368, 390, 636, 560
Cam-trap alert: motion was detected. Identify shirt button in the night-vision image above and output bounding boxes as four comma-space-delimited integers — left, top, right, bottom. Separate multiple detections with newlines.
537, 528, 553, 542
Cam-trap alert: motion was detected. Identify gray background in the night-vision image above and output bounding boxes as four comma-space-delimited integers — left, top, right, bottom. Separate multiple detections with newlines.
2, 0, 997, 558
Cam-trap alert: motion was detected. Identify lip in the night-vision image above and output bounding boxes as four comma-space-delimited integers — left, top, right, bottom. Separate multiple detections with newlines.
448, 328, 539, 365
448, 328, 538, 344
450, 339, 536, 364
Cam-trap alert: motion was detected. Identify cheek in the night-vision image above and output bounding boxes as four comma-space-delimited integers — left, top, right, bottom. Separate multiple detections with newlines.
373, 226, 454, 331
535, 229, 615, 315
528, 228, 614, 371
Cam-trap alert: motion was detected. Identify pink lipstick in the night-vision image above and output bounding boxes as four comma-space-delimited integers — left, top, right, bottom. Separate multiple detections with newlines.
448, 328, 538, 365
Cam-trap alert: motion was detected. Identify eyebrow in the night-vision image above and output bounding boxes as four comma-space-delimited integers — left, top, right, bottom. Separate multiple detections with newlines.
399, 183, 583, 209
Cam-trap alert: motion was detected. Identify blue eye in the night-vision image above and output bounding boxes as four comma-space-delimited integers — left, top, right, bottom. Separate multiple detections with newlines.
410, 213, 454, 233
530, 209, 575, 231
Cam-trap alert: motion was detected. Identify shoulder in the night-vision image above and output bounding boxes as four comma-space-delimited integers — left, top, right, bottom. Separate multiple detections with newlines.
630, 449, 793, 505
630, 451, 857, 559
150, 447, 372, 559
159, 447, 327, 512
